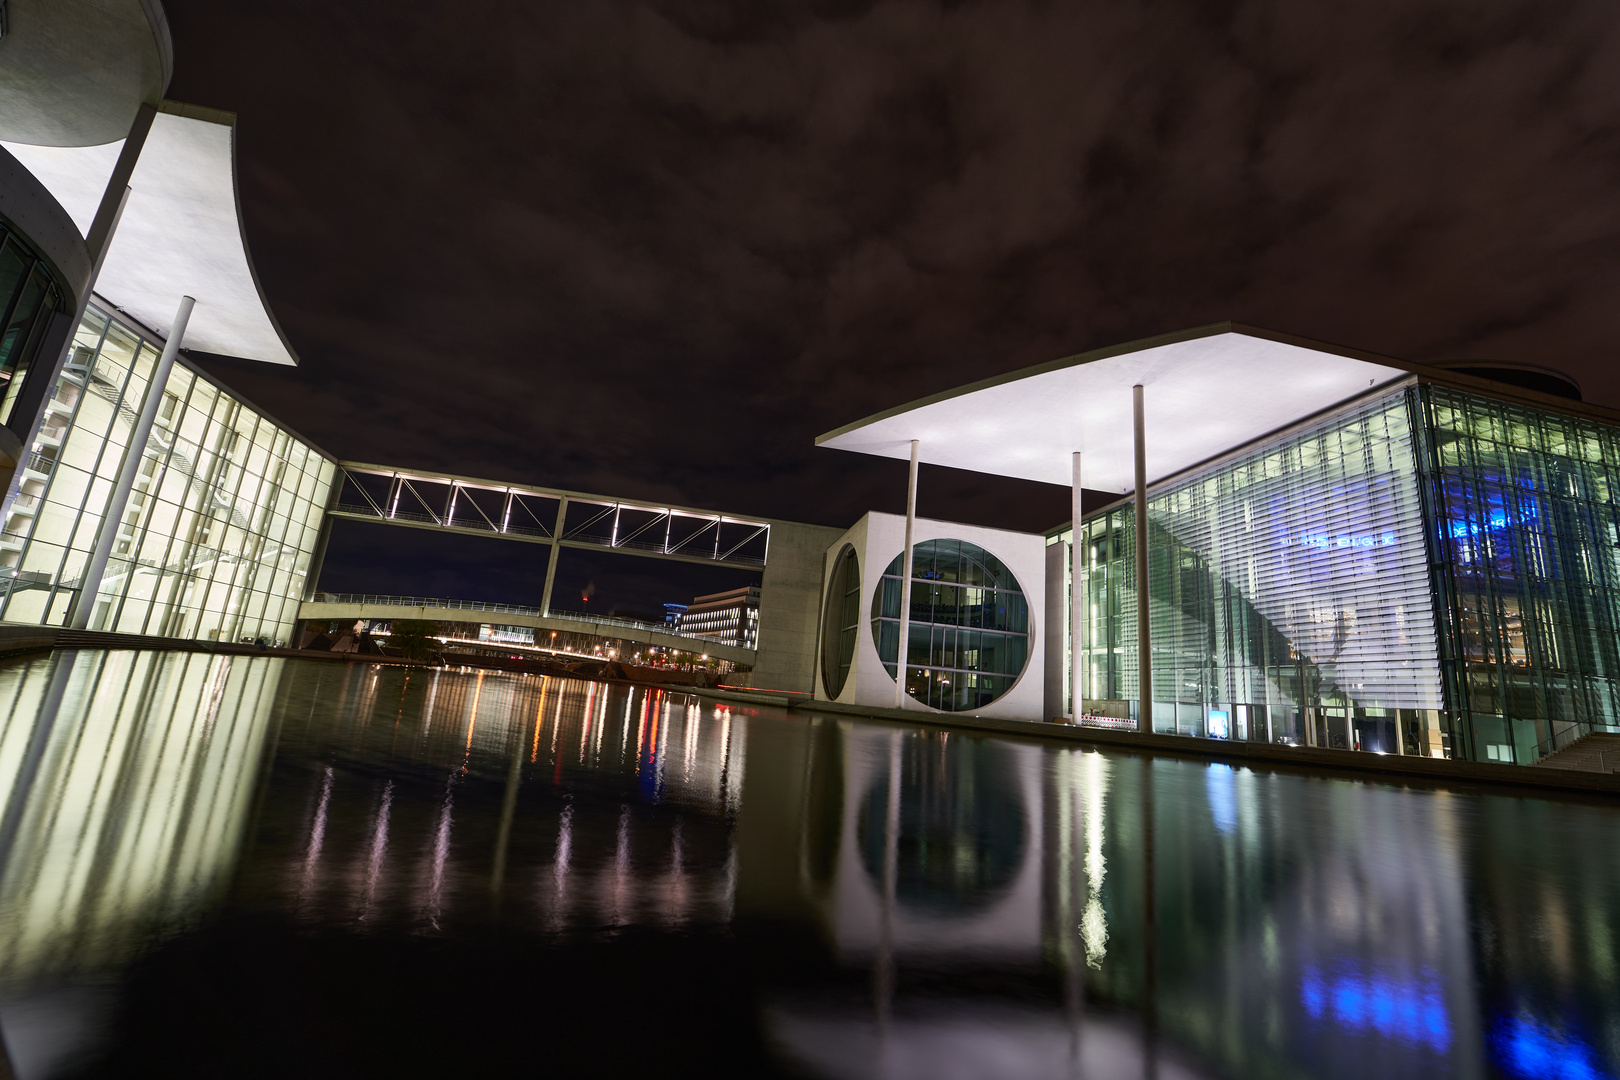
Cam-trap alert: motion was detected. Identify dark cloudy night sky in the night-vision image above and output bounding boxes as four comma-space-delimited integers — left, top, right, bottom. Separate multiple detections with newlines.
172, 0, 1620, 611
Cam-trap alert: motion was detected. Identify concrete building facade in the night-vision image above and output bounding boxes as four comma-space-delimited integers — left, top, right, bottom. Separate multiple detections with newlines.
814, 512, 1046, 724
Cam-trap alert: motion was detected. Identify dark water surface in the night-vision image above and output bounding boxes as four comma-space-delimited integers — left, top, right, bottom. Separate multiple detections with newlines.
0, 651, 1616, 1079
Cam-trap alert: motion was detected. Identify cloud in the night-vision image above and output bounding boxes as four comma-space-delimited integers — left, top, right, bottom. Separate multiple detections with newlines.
179, 0, 1620, 556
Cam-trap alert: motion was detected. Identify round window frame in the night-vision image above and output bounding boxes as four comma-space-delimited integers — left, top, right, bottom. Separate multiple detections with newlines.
868, 538, 1032, 712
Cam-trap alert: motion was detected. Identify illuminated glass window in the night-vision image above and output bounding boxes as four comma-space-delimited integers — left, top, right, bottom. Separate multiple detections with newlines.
1061, 389, 1440, 751
0, 304, 334, 644
0, 223, 66, 426
1416, 385, 1620, 762
870, 539, 1030, 711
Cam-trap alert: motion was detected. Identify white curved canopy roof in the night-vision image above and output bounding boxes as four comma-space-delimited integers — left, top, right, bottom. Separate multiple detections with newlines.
817, 326, 1412, 493
2, 104, 297, 365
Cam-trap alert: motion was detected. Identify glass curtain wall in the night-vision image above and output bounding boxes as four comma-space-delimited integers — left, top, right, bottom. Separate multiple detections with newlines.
0, 304, 334, 643
0, 220, 66, 426
1, 306, 152, 615
870, 538, 1031, 711
1057, 388, 1444, 753
1415, 385, 1620, 763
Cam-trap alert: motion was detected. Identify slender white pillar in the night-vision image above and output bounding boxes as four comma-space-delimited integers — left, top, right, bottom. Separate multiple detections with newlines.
1071, 451, 1084, 722
894, 440, 919, 708
540, 496, 569, 616
1133, 384, 1151, 734
69, 295, 195, 630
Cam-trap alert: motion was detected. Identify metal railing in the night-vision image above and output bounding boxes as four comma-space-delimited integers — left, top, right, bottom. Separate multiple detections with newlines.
307, 593, 740, 649
1533, 722, 1588, 761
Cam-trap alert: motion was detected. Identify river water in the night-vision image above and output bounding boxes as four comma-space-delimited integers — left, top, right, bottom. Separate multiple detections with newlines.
0, 650, 1615, 1079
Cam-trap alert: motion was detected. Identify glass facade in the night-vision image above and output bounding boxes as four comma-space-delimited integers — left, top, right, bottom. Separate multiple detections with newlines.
0, 304, 334, 643
1059, 389, 1444, 752
1415, 385, 1620, 763
0, 220, 66, 427
1055, 382, 1620, 762
871, 538, 1030, 711
680, 586, 761, 649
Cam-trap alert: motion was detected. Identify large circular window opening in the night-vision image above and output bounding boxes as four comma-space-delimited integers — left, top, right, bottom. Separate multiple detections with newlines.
870, 539, 1030, 711
820, 545, 861, 698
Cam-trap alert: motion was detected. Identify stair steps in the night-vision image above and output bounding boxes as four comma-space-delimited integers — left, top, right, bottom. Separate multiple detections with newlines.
1533, 732, 1620, 774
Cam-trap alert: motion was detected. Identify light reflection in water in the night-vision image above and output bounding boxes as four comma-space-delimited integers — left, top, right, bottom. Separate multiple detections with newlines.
0, 651, 281, 987
1494, 1013, 1610, 1080
1300, 962, 1451, 1051
0, 654, 1613, 1080
1080, 750, 1109, 968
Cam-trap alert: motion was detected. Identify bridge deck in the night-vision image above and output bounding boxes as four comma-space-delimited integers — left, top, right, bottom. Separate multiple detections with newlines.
298, 599, 756, 665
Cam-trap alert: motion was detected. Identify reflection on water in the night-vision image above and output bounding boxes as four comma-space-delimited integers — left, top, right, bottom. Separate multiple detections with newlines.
0, 651, 281, 983
0, 653, 1615, 1079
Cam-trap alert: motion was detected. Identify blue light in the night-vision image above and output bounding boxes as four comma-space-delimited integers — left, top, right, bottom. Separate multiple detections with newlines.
1284, 532, 1399, 549
1493, 1015, 1612, 1080
1205, 763, 1237, 833
1299, 963, 1452, 1052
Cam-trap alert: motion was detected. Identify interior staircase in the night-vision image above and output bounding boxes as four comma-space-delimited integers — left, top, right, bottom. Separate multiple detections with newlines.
1532, 732, 1620, 774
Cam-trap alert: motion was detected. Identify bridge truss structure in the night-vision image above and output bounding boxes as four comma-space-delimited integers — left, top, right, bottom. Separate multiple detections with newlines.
327, 462, 775, 615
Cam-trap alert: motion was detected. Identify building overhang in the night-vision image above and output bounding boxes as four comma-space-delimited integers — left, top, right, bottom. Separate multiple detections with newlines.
0, 0, 173, 147
2, 102, 298, 365
816, 324, 1419, 493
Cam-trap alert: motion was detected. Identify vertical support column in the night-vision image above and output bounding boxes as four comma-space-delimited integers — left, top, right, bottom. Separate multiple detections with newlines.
895, 440, 920, 709
1071, 451, 1084, 722
540, 496, 569, 616
302, 474, 344, 604
69, 295, 195, 630
302, 519, 335, 603
5, 105, 156, 503
1133, 384, 1151, 734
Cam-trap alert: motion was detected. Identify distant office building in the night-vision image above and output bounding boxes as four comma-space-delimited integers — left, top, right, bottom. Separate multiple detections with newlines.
681, 586, 760, 649
479, 624, 535, 646
664, 602, 687, 629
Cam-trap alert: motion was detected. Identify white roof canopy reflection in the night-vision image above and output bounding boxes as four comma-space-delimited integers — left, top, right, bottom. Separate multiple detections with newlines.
2, 103, 297, 365
816, 325, 1414, 493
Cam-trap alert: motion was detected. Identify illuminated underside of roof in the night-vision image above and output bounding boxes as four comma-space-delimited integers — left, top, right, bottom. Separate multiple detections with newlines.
817, 325, 1414, 493
3, 105, 297, 365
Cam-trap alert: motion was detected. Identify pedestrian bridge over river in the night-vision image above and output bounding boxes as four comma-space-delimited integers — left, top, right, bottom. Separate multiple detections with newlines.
298, 593, 757, 666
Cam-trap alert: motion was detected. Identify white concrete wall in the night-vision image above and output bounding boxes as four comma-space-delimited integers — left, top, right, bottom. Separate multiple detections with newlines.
815, 511, 1047, 723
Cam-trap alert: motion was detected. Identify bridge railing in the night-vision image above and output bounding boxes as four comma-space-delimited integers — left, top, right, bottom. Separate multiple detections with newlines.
307, 593, 739, 650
